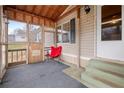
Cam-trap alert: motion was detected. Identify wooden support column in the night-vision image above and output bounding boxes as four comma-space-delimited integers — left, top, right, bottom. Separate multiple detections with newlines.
77, 8, 81, 68
0, 5, 7, 82
5, 18, 9, 68
0, 6, 2, 81
26, 22, 29, 64
42, 19, 45, 61
54, 23, 57, 47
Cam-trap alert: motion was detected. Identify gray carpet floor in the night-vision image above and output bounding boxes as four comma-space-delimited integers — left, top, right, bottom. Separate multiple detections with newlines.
0, 60, 87, 88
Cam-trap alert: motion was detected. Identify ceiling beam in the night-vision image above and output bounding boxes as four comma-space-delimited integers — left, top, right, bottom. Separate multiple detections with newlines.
5, 6, 55, 22
34, 6, 42, 15
49, 5, 59, 18
38, 6, 43, 15
52, 5, 68, 21
56, 5, 81, 21
39, 5, 46, 17
32, 5, 37, 13
46, 6, 56, 18
42, 5, 51, 17
60, 5, 76, 16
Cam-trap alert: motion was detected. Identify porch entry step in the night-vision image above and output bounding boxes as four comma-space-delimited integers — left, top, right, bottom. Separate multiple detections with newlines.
81, 59, 124, 88
89, 59, 124, 76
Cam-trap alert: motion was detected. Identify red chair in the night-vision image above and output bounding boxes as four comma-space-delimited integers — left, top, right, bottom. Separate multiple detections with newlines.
48, 46, 62, 58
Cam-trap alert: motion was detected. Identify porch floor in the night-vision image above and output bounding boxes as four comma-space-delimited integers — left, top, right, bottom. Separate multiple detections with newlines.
0, 60, 87, 88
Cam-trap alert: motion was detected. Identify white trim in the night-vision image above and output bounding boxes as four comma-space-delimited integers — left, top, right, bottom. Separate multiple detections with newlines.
62, 53, 77, 58
80, 56, 91, 60
62, 53, 91, 60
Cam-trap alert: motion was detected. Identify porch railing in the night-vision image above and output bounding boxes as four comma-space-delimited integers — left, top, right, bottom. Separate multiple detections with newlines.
8, 49, 27, 65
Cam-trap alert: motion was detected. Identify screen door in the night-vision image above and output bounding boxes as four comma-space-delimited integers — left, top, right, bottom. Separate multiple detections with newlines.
28, 24, 43, 63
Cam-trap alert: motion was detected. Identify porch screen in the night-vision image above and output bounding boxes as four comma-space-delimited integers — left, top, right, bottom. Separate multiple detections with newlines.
29, 24, 42, 42
8, 20, 27, 43
57, 26, 62, 43
102, 5, 122, 41
45, 32, 55, 47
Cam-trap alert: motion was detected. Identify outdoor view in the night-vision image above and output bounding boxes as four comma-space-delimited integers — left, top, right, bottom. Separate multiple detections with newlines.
8, 20, 42, 64
8, 20, 27, 49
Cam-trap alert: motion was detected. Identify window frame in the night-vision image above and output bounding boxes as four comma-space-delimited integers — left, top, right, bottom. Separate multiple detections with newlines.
57, 18, 76, 44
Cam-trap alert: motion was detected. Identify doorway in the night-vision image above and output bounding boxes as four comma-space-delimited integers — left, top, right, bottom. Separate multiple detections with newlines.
8, 20, 27, 67
97, 5, 124, 61
28, 24, 43, 63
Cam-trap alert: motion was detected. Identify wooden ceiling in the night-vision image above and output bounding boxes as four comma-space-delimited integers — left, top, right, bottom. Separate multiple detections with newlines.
4, 5, 68, 21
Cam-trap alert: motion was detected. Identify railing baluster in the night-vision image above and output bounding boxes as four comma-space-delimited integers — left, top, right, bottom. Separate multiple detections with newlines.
11, 51, 13, 63
21, 50, 23, 61
17, 50, 18, 62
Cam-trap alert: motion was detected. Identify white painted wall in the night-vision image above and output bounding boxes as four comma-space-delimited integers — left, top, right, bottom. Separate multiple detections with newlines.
97, 6, 124, 61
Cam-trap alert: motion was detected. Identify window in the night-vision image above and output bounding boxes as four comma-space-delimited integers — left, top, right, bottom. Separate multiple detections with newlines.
29, 24, 42, 42
62, 22, 70, 43
8, 20, 27, 43
57, 18, 76, 44
102, 5, 122, 41
57, 26, 62, 43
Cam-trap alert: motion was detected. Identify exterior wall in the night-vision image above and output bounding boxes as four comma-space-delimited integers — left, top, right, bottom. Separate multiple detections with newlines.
57, 11, 79, 65
57, 6, 97, 67
97, 6, 124, 61
57, 5, 124, 67
80, 6, 97, 67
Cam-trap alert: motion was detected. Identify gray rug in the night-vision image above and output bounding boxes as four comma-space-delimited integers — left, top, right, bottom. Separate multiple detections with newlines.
0, 60, 87, 88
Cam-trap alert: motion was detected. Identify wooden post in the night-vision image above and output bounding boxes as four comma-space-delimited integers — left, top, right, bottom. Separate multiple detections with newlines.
42, 19, 45, 61
0, 6, 2, 80
5, 16, 9, 68
26, 22, 29, 64
17, 50, 18, 62
77, 8, 81, 68
54, 23, 57, 47
11, 52, 13, 63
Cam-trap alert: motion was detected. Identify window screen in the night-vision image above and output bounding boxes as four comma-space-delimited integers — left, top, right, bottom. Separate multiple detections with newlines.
8, 20, 27, 43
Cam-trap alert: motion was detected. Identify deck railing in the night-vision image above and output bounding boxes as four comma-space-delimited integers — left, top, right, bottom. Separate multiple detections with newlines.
8, 49, 27, 65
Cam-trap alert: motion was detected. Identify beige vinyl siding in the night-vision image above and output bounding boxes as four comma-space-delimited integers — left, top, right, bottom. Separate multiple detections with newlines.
80, 5, 96, 58
57, 11, 78, 65
57, 6, 97, 67
80, 6, 97, 67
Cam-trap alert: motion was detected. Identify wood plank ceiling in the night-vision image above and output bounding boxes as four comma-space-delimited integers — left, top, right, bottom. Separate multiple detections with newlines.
4, 5, 68, 21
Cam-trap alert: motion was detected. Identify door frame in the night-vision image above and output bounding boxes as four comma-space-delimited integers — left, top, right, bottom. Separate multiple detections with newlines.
27, 23, 43, 64
96, 5, 124, 61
